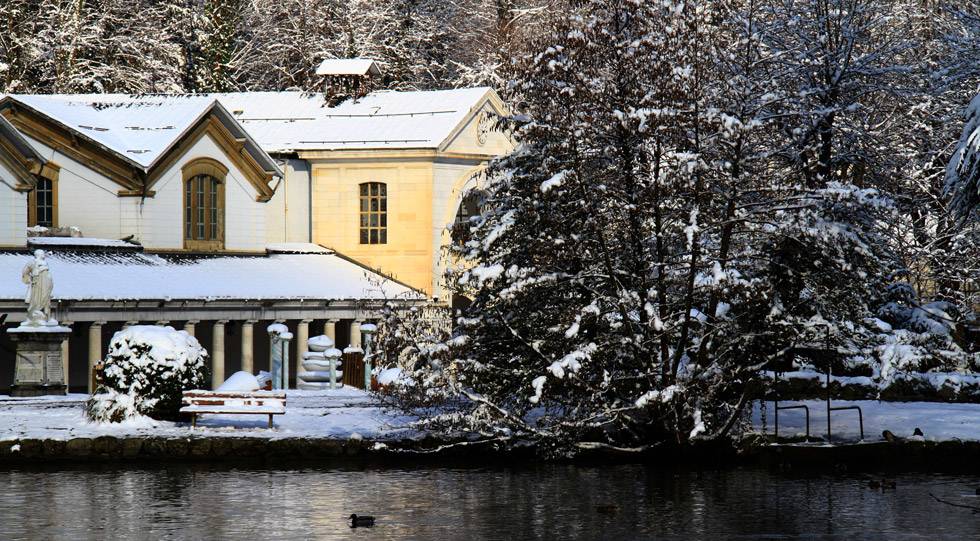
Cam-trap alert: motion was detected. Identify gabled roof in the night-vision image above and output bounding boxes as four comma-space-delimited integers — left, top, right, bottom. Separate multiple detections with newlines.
3, 86, 505, 159
315, 58, 382, 77
218, 87, 501, 153
0, 94, 283, 197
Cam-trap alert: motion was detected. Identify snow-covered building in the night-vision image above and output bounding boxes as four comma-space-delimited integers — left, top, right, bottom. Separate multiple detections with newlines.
0, 84, 511, 392
25, 87, 513, 297
0, 94, 282, 251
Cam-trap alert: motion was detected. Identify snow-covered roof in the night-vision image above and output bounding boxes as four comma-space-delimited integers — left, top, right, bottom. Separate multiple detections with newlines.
0, 249, 420, 301
3, 87, 493, 155
228, 87, 496, 152
1, 94, 282, 177
315, 58, 382, 77
18, 88, 498, 154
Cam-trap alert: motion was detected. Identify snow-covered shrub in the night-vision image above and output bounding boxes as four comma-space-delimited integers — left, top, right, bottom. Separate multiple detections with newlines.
374, 304, 451, 408
86, 325, 209, 422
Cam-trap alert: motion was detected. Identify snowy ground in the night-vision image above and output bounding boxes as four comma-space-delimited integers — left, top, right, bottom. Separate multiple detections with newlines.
4, 391, 977, 446
0, 387, 417, 442
753, 399, 980, 443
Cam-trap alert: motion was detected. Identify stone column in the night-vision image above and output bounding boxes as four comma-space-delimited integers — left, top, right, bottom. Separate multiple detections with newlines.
88, 322, 104, 394
61, 321, 73, 390
183, 320, 198, 337
350, 320, 363, 349
241, 320, 256, 374
325, 319, 338, 342
212, 320, 228, 389
296, 319, 312, 377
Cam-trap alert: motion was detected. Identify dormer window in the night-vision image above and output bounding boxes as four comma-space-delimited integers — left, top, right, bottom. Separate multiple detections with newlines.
359, 182, 387, 244
183, 158, 227, 251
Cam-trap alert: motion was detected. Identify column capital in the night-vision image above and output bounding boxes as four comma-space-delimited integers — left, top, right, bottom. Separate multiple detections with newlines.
155, 320, 170, 326
184, 319, 200, 325
299, 319, 313, 324
214, 320, 229, 326
242, 319, 258, 325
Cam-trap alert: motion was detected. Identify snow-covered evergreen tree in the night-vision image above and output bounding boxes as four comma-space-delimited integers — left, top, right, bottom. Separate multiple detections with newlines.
376, 0, 904, 455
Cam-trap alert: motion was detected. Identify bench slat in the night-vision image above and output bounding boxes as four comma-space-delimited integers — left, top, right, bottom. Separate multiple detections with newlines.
180, 406, 286, 414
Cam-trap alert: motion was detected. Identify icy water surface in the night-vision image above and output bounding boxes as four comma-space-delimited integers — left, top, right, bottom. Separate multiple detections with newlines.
0, 463, 978, 540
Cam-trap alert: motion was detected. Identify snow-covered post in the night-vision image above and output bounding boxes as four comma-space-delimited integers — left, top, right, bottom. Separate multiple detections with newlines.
325, 347, 342, 389
360, 322, 377, 390
267, 323, 293, 390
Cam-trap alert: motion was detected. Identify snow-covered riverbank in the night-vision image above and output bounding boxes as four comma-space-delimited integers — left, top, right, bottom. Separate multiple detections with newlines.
0, 387, 417, 443
753, 399, 980, 442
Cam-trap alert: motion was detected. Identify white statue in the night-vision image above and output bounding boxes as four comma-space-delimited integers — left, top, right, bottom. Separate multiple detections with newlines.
21, 249, 55, 326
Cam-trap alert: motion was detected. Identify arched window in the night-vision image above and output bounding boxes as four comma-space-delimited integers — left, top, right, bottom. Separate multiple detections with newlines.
183, 158, 227, 251
359, 182, 387, 244
451, 190, 484, 245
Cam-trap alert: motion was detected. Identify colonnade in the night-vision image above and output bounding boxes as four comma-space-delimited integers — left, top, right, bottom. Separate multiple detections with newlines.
79, 318, 368, 392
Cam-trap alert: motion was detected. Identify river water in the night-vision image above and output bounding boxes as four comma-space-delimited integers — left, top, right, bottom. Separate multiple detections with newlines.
0, 464, 977, 540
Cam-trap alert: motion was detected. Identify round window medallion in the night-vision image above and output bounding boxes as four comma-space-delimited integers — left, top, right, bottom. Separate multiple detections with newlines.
477, 113, 494, 145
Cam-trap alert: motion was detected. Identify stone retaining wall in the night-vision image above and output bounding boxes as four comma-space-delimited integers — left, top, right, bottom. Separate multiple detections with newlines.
0, 436, 375, 462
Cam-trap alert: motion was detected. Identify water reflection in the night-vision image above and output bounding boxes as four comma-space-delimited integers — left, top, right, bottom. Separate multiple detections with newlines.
0, 464, 977, 540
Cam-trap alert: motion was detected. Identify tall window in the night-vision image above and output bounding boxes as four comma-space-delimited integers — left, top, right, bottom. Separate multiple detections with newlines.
182, 158, 227, 251
31, 177, 55, 227
360, 182, 387, 244
185, 174, 223, 247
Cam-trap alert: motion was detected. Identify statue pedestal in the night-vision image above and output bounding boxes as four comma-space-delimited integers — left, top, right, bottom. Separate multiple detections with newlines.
7, 324, 71, 397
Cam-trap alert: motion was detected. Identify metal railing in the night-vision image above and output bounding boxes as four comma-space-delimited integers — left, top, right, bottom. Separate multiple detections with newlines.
828, 405, 864, 442
774, 403, 811, 440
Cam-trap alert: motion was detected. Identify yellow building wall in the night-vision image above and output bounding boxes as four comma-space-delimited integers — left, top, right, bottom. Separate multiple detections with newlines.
311, 160, 436, 295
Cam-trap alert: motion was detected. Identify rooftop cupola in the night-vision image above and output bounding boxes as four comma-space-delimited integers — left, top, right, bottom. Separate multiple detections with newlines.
315, 58, 382, 105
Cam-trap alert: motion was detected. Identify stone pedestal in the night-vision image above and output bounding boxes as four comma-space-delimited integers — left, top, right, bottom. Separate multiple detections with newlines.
8, 325, 72, 397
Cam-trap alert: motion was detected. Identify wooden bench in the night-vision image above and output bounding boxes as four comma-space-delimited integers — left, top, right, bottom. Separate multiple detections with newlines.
180, 390, 286, 428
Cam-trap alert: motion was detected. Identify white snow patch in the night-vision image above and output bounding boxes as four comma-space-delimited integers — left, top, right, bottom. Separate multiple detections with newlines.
540, 171, 567, 193
529, 375, 548, 404
217, 371, 261, 392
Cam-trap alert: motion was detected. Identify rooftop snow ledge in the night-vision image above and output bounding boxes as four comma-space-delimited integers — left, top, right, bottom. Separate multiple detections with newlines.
28, 237, 143, 251
265, 243, 333, 255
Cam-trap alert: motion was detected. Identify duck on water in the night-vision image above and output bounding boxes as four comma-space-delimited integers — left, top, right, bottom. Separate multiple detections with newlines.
349, 514, 375, 528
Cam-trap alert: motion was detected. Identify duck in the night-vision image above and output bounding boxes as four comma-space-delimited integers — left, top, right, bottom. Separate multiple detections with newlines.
349, 514, 375, 528
595, 504, 619, 515
868, 480, 881, 490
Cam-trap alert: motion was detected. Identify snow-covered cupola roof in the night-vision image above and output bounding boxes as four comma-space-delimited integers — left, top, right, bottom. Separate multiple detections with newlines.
315, 58, 382, 77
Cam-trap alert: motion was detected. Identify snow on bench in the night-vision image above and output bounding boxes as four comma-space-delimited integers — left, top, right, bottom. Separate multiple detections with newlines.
180, 390, 287, 429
